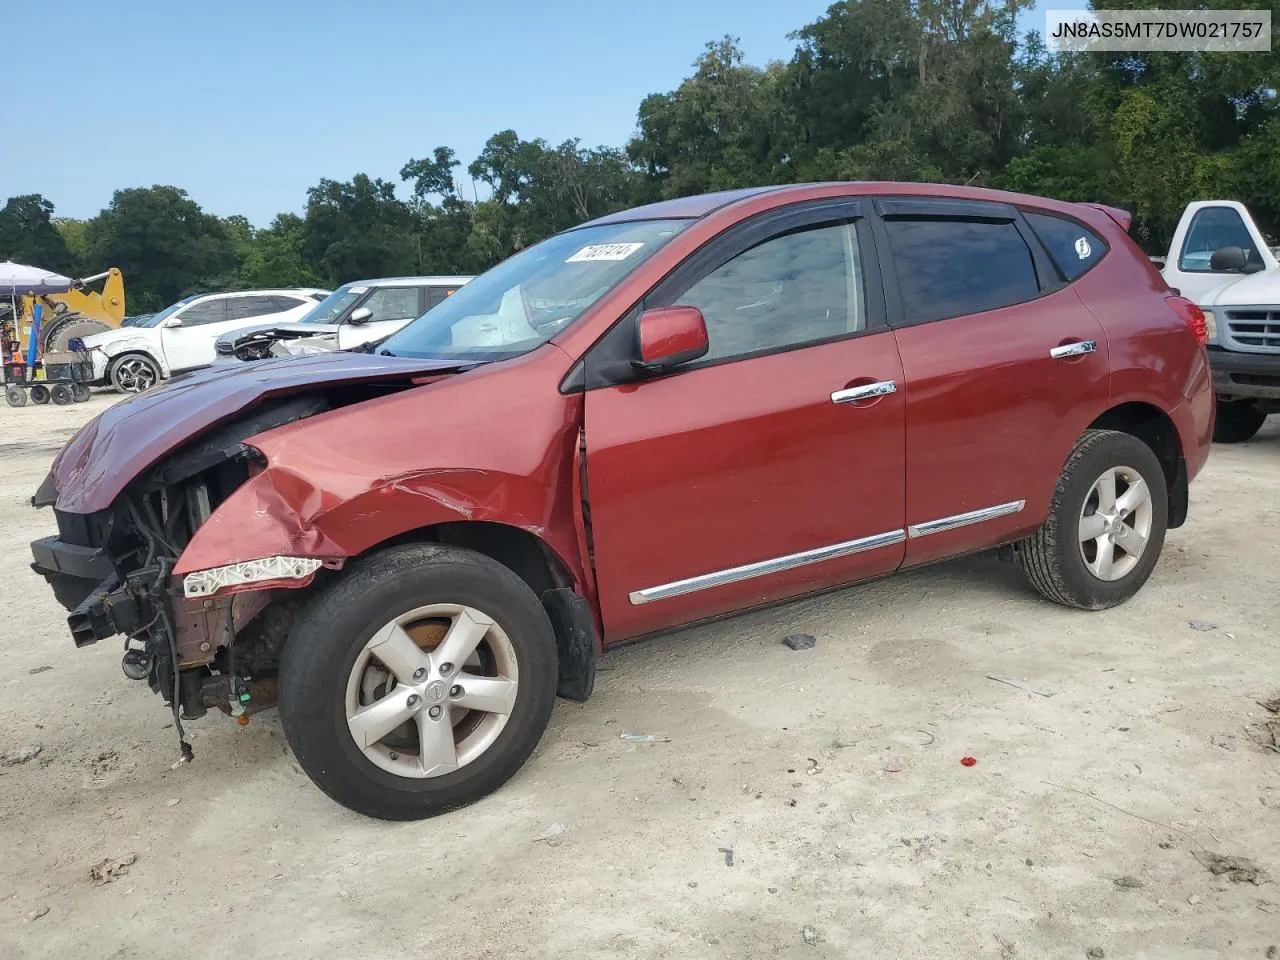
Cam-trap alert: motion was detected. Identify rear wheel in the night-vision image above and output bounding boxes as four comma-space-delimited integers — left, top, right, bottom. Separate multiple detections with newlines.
28, 385, 50, 405
5, 385, 26, 407
278, 544, 558, 820
1212, 400, 1266, 443
109, 353, 160, 393
50, 384, 74, 405
1019, 429, 1168, 610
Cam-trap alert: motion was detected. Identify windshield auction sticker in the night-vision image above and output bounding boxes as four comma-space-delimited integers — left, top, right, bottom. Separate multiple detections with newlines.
1046, 9, 1270, 51
565, 243, 645, 263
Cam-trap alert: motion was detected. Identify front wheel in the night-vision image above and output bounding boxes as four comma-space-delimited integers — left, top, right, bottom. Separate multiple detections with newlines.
1212, 400, 1266, 443
278, 544, 559, 820
1019, 429, 1168, 610
109, 353, 160, 393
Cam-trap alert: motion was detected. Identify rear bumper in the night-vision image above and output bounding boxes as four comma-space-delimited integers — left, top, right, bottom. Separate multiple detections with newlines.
1208, 347, 1280, 400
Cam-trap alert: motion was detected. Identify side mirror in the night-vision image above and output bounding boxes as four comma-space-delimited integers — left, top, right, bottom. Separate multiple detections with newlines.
1209, 245, 1248, 272
348, 307, 373, 325
633, 306, 709, 374
162, 317, 183, 328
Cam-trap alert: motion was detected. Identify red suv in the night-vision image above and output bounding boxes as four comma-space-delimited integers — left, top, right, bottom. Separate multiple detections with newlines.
30, 183, 1213, 819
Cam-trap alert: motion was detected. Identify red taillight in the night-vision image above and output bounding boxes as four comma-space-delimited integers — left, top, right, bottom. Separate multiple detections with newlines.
1166, 295, 1207, 346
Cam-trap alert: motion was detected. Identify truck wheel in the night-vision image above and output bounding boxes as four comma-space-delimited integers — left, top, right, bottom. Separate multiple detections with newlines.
1018, 429, 1168, 610
1212, 401, 1266, 443
50, 384, 74, 405
5, 385, 26, 407
278, 544, 558, 820
109, 353, 160, 393
28, 385, 50, 405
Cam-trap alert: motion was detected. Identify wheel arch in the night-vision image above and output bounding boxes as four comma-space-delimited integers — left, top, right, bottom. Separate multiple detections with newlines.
1087, 401, 1187, 528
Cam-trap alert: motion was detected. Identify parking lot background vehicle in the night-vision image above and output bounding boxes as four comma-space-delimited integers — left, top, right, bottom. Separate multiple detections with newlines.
1161, 200, 1280, 442
79, 288, 329, 391
214, 276, 473, 362
29, 182, 1213, 819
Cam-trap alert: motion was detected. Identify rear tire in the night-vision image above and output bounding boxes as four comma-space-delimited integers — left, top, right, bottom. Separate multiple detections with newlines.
50, 384, 74, 405
278, 544, 559, 820
1019, 429, 1168, 610
1212, 400, 1266, 443
5, 385, 26, 407
29, 385, 50, 405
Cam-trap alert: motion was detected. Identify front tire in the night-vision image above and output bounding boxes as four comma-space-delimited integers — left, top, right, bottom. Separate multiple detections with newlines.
1019, 429, 1168, 610
278, 544, 559, 820
109, 353, 160, 393
1212, 400, 1266, 443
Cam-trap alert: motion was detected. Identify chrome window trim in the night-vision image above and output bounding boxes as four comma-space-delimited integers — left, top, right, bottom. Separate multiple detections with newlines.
628, 529, 906, 605
907, 500, 1026, 538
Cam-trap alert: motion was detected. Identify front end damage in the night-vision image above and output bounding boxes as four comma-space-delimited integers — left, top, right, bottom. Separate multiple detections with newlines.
30, 395, 342, 755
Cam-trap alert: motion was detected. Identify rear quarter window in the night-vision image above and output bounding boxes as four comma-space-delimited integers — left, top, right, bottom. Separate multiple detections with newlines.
1025, 212, 1107, 281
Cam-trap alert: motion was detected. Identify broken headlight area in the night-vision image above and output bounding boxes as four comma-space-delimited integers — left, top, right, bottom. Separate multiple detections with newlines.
29, 394, 337, 758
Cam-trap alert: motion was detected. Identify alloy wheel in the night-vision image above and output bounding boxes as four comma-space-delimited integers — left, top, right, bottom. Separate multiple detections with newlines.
344, 604, 519, 779
115, 357, 157, 392
1077, 465, 1154, 581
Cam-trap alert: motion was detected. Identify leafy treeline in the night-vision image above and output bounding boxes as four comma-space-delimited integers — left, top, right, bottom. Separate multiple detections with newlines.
2, 0, 1277, 312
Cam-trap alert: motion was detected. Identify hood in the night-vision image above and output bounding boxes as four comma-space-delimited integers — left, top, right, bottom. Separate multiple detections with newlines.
1198, 267, 1280, 307
43, 352, 467, 515
83, 327, 156, 349
215, 321, 336, 353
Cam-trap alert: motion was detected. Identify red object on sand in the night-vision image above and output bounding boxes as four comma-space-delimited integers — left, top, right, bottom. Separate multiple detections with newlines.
960, 756, 977, 767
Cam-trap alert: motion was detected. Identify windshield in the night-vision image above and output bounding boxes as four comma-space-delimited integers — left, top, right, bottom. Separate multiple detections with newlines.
298, 285, 365, 324
379, 219, 689, 361
145, 295, 200, 327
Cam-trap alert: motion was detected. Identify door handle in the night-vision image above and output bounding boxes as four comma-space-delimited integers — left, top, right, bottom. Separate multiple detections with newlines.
831, 380, 897, 404
1050, 340, 1097, 359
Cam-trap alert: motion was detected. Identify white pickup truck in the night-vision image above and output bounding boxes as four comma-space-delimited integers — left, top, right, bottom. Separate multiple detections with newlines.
1160, 200, 1280, 442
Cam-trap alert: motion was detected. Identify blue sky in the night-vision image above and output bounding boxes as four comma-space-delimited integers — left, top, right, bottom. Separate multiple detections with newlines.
1, 0, 1088, 226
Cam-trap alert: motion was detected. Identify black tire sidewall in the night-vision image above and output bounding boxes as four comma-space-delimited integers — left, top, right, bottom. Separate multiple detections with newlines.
278, 545, 558, 820
1052, 433, 1169, 607
1213, 401, 1266, 443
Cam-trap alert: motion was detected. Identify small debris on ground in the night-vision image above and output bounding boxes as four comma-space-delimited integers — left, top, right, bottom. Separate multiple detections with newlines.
994, 933, 1017, 958
987, 674, 1056, 697
883, 759, 905, 773
718, 846, 734, 867
782, 634, 816, 651
1113, 875, 1145, 890
961, 756, 977, 767
27, 665, 52, 675
806, 758, 821, 776
533, 823, 565, 845
687, 880, 697, 888
802, 925, 818, 945
26, 906, 49, 922
619, 732, 670, 743
1085, 948, 1105, 959
89, 853, 137, 885
1266, 947, 1276, 959
1, 743, 43, 766
1246, 720, 1280, 754
1189, 619, 1219, 631
1259, 697, 1280, 715
1193, 850, 1265, 884
1187, 894, 1203, 905
165, 798, 181, 807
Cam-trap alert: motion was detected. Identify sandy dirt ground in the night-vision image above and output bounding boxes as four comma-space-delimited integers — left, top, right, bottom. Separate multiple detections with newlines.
1, 392, 1277, 960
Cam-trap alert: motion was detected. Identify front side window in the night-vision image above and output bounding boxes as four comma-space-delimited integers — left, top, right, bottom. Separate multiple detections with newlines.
1178, 206, 1260, 272
675, 221, 865, 363
176, 298, 227, 326
884, 219, 1040, 324
1025, 212, 1106, 281
381, 219, 689, 361
226, 296, 281, 321
360, 287, 422, 323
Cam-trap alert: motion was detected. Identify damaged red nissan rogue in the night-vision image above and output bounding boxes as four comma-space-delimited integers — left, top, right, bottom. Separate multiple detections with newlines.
30, 183, 1213, 819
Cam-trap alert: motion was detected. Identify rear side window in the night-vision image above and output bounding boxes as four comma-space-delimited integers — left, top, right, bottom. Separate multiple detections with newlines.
1025, 212, 1106, 281
177, 298, 227, 325
884, 219, 1040, 324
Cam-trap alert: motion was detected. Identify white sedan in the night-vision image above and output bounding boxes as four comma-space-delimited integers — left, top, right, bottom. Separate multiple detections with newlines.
81, 288, 328, 392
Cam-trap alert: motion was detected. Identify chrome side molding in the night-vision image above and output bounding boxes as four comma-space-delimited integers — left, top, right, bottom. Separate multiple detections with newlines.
907, 500, 1026, 538
628, 529, 906, 605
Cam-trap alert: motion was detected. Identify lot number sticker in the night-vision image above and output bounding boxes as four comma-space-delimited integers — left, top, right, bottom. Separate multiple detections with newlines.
566, 242, 645, 263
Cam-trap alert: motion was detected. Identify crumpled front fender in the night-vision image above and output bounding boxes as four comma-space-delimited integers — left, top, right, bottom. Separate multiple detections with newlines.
172, 350, 587, 594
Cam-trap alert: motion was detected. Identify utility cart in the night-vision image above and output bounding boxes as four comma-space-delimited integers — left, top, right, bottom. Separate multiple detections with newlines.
4, 350, 94, 407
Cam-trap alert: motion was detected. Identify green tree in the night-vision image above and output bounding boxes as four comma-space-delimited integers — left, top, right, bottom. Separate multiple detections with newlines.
0, 194, 77, 274
83, 186, 236, 311
301, 174, 419, 283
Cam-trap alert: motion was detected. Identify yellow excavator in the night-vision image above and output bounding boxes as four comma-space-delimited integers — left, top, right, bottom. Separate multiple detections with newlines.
5, 267, 128, 355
